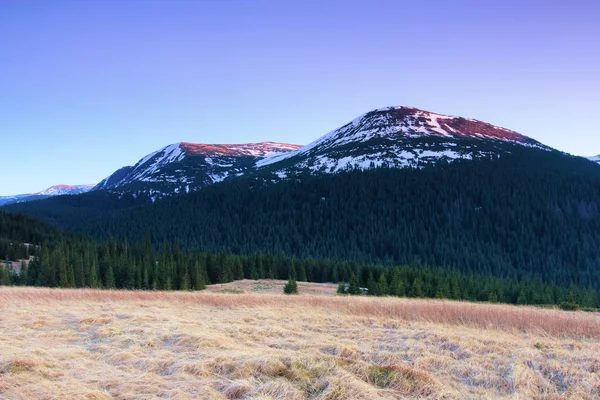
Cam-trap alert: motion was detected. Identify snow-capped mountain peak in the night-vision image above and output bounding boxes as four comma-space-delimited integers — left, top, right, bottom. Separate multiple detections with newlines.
33, 184, 96, 196
77, 106, 561, 203
0, 184, 95, 206
93, 141, 302, 199
258, 106, 550, 173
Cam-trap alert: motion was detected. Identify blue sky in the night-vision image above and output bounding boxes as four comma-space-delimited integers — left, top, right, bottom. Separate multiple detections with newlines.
1, 0, 599, 195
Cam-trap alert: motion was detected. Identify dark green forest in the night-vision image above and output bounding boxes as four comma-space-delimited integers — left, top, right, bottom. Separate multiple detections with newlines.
8, 148, 600, 292
1, 210, 598, 307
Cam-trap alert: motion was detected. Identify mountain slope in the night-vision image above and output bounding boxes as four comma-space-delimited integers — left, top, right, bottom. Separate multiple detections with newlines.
6, 106, 600, 292
258, 106, 550, 176
589, 155, 600, 164
7, 147, 600, 292
93, 141, 300, 201
0, 184, 95, 207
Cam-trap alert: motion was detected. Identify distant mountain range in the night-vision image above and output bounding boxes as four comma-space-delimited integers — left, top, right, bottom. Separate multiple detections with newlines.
5, 105, 600, 294
79, 106, 591, 201
0, 184, 95, 206
3, 107, 597, 205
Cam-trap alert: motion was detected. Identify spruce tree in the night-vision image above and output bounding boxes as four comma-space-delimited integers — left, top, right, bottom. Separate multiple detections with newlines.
180, 270, 190, 291
367, 272, 379, 296
234, 258, 244, 280
283, 278, 298, 294
347, 274, 362, 295
298, 263, 307, 282
378, 273, 388, 296
20, 260, 28, 286
104, 264, 116, 289
390, 269, 405, 297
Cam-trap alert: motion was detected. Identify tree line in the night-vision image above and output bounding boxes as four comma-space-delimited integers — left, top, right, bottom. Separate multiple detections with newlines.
1, 234, 598, 308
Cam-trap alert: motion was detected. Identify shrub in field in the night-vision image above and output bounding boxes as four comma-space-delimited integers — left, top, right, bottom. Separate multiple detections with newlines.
283, 279, 298, 295
559, 301, 580, 311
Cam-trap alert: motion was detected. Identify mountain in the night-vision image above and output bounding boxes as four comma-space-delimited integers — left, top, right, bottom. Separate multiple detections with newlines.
93, 142, 301, 201
10, 149, 600, 290
258, 106, 550, 176
89, 107, 553, 199
6, 105, 600, 294
0, 184, 95, 206
589, 155, 600, 164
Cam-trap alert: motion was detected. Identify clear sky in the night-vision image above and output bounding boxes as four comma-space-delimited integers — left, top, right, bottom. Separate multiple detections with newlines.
1, 0, 599, 195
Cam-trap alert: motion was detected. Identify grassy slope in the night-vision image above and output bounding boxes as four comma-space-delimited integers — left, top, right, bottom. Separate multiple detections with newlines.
1, 285, 599, 399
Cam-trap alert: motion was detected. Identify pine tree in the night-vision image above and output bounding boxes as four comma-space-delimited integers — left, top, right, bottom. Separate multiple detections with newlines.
298, 263, 307, 282
390, 269, 405, 297
378, 273, 388, 296
289, 262, 297, 280
143, 264, 150, 289
412, 277, 424, 297
57, 251, 70, 288
104, 264, 116, 289
367, 272, 379, 296
559, 288, 580, 311
283, 278, 298, 294
234, 258, 244, 280
347, 274, 362, 295
89, 260, 99, 288
336, 281, 347, 295
332, 264, 339, 282
0, 264, 9, 286
192, 260, 206, 290
180, 270, 190, 291
20, 260, 28, 286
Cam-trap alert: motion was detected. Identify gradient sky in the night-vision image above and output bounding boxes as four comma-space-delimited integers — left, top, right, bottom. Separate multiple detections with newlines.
1, 0, 599, 195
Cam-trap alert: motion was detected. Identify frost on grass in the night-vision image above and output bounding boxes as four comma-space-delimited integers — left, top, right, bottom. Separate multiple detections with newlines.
0, 287, 599, 399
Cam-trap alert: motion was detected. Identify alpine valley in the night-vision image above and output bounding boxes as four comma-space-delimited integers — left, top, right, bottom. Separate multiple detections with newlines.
4, 106, 600, 302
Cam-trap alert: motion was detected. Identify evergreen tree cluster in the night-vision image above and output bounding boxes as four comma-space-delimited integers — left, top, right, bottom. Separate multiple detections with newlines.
0, 211, 597, 308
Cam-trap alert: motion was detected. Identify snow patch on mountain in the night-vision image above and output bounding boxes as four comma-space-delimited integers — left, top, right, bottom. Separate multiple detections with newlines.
34, 184, 96, 196
0, 184, 95, 206
588, 155, 600, 164
258, 106, 548, 169
93, 141, 301, 199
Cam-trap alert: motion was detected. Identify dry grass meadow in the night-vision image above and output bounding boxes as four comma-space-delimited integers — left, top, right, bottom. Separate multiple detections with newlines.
1, 282, 600, 399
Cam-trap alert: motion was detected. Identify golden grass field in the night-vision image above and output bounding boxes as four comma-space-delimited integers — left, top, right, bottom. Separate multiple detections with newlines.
1, 281, 600, 399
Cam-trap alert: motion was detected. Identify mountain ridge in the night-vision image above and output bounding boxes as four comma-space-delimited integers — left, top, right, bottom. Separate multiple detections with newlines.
4, 105, 600, 295
0, 184, 95, 207
90, 105, 556, 201
92, 141, 302, 202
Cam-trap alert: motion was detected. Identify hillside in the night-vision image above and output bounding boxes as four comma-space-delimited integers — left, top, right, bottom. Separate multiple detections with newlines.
1, 287, 599, 399
5, 106, 600, 296
8, 145, 600, 292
